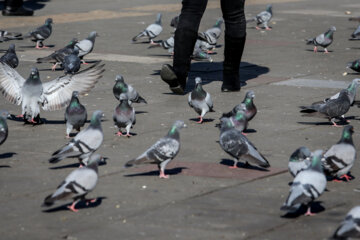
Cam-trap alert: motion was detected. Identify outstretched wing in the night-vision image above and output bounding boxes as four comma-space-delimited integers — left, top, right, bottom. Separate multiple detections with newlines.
0, 61, 25, 105
41, 62, 104, 111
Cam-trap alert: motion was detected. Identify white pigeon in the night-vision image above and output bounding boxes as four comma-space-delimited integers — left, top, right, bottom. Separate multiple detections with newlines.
75, 31, 98, 61
132, 13, 163, 44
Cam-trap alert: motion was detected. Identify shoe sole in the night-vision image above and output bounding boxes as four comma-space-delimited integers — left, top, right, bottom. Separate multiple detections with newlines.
161, 64, 184, 94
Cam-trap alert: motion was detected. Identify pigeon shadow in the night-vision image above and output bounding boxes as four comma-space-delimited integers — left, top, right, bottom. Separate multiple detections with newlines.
8, 115, 45, 125
43, 119, 66, 125
23, 0, 48, 11
305, 49, 333, 53
124, 167, 187, 177
42, 197, 106, 213
189, 118, 214, 123
19, 45, 55, 49
0, 165, 10, 168
326, 172, 355, 182
243, 128, 257, 134
114, 132, 138, 137
346, 72, 360, 75
220, 159, 269, 172
0, 152, 16, 159
281, 201, 325, 218
135, 111, 148, 115
49, 162, 80, 170
147, 54, 172, 58
297, 121, 349, 126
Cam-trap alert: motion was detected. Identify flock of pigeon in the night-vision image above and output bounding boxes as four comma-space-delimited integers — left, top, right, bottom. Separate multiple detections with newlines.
0, 5, 359, 239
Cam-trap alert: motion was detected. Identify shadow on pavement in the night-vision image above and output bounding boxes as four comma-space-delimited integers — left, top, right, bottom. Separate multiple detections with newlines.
220, 159, 270, 172
281, 201, 325, 218
0, 152, 16, 159
124, 167, 187, 177
42, 197, 106, 213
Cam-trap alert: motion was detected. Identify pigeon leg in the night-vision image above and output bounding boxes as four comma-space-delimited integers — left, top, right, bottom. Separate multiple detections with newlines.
67, 200, 80, 212
16, 114, 24, 118
304, 206, 316, 216
51, 62, 58, 71
331, 120, 342, 127
159, 159, 171, 178
29, 118, 37, 124
313, 46, 318, 53
125, 125, 132, 137
340, 174, 352, 181
229, 160, 238, 169
149, 39, 157, 45
332, 178, 343, 182
85, 198, 97, 206
35, 41, 41, 49
255, 26, 261, 30
241, 132, 248, 136
265, 27, 272, 30
159, 170, 169, 179
324, 48, 329, 54
196, 116, 203, 124
116, 131, 123, 136
81, 60, 89, 65
66, 134, 70, 139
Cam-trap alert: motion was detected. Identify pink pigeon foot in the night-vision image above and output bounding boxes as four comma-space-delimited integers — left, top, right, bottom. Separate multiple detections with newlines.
331, 121, 342, 127
304, 207, 316, 216
229, 161, 238, 169
255, 26, 261, 30
340, 174, 352, 181
125, 133, 132, 138
333, 179, 343, 182
67, 202, 79, 212
66, 134, 70, 139
265, 27, 271, 30
116, 131, 123, 136
16, 114, 24, 118
324, 48, 329, 54
313, 46, 318, 53
51, 64, 57, 71
241, 132, 247, 136
196, 116, 203, 124
29, 119, 37, 124
159, 170, 169, 179
86, 198, 97, 206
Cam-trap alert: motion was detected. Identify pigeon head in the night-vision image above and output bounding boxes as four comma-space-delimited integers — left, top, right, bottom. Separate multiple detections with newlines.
266, 4, 272, 14
45, 18, 53, 25
88, 31, 99, 41
29, 67, 40, 81
330, 26, 336, 32
155, 13, 162, 25
68, 38, 78, 46
172, 120, 187, 129
310, 149, 324, 172
90, 110, 104, 126
214, 18, 224, 28
246, 90, 255, 99
119, 93, 128, 101
220, 117, 234, 131
341, 125, 354, 142
170, 15, 179, 28
72, 47, 79, 56
195, 77, 202, 85
72, 91, 79, 98
0, 110, 10, 120
8, 44, 15, 52
115, 75, 125, 83
347, 78, 360, 92
289, 146, 311, 162
88, 153, 107, 166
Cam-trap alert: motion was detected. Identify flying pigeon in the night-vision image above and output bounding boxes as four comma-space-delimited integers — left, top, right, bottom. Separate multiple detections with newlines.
124, 120, 186, 179
326, 79, 360, 106
350, 25, 360, 40
24, 18, 53, 49
75, 31, 98, 63
221, 90, 257, 122
347, 59, 360, 73
188, 77, 214, 123
322, 125, 356, 182
49, 110, 104, 164
288, 147, 312, 178
64, 91, 87, 138
281, 150, 327, 216
219, 117, 270, 169
0, 110, 10, 145
132, 13, 163, 44
306, 26, 336, 53
113, 93, 136, 137
0, 61, 104, 124
0, 30, 22, 42
299, 89, 351, 127
112, 75, 147, 103
63, 48, 81, 74
36, 38, 78, 71
43, 153, 105, 212
246, 4, 273, 30
0, 44, 18, 68
198, 18, 223, 46
332, 206, 360, 239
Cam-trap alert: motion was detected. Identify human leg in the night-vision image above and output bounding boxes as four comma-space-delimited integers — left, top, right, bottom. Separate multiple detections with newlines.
2, 0, 33, 16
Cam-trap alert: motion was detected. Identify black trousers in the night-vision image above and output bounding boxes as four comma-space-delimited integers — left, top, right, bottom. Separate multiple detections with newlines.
173, 0, 246, 87
4, 0, 24, 9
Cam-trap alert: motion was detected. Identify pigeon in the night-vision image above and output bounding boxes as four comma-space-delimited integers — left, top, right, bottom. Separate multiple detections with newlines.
63, 48, 81, 74
221, 91, 257, 122
192, 47, 213, 62
350, 25, 360, 40
228, 107, 248, 134
299, 89, 351, 127
0, 61, 104, 124
198, 18, 223, 46
113, 93, 136, 137
326, 79, 360, 106
132, 13, 163, 44
0, 110, 10, 145
170, 15, 179, 30
332, 206, 360, 239
188, 77, 214, 123
306, 26, 336, 53
64, 91, 87, 138
124, 120, 186, 179
0, 44, 18, 68
322, 125, 356, 182
43, 153, 105, 212
246, 4, 273, 30
349, 17, 360, 22
24, 18, 53, 49
219, 117, 270, 169
49, 110, 104, 164
347, 59, 360, 73
112, 75, 147, 103
36, 38, 78, 71
0, 30, 22, 42
148, 36, 174, 54
288, 147, 312, 178
195, 39, 216, 54
281, 149, 327, 216
75, 31, 98, 62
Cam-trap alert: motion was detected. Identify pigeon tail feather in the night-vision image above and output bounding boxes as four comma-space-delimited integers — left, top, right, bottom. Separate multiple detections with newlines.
124, 156, 148, 168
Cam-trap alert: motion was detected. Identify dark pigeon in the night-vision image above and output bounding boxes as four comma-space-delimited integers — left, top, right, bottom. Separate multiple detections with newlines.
24, 18, 53, 49
347, 59, 360, 73
112, 75, 147, 103
64, 91, 87, 138
63, 48, 81, 74
306, 26, 336, 53
0, 110, 10, 145
0, 44, 18, 68
221, 90, 257, 122
113, 93, 136, 137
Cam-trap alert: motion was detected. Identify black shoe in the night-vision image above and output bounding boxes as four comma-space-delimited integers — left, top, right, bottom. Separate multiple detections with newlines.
160, 64, 184, 94
2, 6, 34, 16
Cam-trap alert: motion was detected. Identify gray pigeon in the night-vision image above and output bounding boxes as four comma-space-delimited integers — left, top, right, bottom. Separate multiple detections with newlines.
170, 15, 179, 29
0, 30, 22, 42
132, 13, 163, 44
347, 60, 360, 73
322, 125, 356, 182
327, 79, 360, 106
188, 77, 214, 123
75, 31, 98, 62
0, 61, 104, 124
219, 104, 248, 134
148, 36, 174, 54
219, 117, 270, 169
332, 206, 360, 239
288, 147, 312, 178
112, 75, 147, 103
350, 25, 360, 40
306, 26, 336, 53
192, 46, 213, 62
198, 18, 223, 46
36, 38, 78, 71
49, 110, 104, 164
64, 91, 87, 138
300, 89, 351, 127
43, 153, 105, 212
63, 48, 81, 74
281, 150, 327, 216
0, 110, 10, 145
0, 44, 18, 68
247, 4, 273, 30
221, 90, 257, 122
113, 93, 136, 137
124, 120, 186, 179
195, 39, 216, 54
24, 18, 53, 49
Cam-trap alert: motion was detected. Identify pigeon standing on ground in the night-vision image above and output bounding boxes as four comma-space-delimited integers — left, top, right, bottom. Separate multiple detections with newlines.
322, 125, 356, 182
132, 13, 163, 44
306, 26, 336, 53
49, 110, 104, 165
288, 146, 312, 178
75, 31, 98, 63
63, 48, 81, 74
350, 25, 360, 40
192, 46, 213, 62
281, 150, 327, 216
0, 62, 104, 124
347, 59, 360, 73
43, 153, 105, 212
112, 75, 147, 103
113, 93, 136, 137
219, 117, 270, 169
198, 18, 223, 48
188, 77, 214, 123
0, 44, 18, 68
332, 206, 360, 239
221, 90, 257, 122
24, 18, 53, 49
326, 79, 360, 106
64, 91, 87, 138
299, 89, 351, 127
246, 4, 273, 30
124, 120, 187, 179
228, 107, 248, 134
0, 110, 10, 145
0, 30, 22, 42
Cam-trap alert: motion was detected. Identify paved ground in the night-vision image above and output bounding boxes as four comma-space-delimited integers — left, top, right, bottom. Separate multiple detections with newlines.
0, 0, 360, 239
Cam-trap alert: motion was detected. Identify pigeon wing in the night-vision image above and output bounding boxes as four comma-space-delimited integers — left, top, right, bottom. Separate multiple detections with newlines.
0, 61, 25, 104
